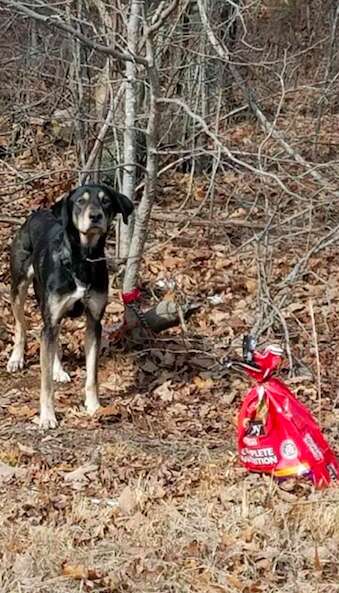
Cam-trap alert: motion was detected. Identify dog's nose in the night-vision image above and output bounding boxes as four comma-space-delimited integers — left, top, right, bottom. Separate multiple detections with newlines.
89, 211, 103, 224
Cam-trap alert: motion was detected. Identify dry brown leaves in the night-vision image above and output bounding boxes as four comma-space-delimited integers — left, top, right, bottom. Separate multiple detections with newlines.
0, 120, 338, 593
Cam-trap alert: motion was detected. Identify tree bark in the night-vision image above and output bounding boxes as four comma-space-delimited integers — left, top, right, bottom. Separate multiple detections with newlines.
123, 21, 160, 293
118, 0, 143, 260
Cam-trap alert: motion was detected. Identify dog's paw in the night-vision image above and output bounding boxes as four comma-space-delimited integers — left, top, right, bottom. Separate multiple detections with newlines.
53, 368, 71, 383
7, 354, 24, 373
39, 410, 58, 429
85, 396, 100, 416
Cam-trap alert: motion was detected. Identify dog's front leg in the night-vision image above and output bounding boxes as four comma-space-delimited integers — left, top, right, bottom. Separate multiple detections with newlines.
85, 312, 101, 414
40, 324, 59, 429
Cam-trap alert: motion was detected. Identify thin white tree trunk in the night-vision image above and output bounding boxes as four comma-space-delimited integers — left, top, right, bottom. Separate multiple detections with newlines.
123, 27, 160, 293
118, 0, 143, 260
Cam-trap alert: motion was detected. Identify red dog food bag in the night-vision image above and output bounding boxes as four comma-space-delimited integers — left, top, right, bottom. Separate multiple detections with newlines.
228, 338, 339, 488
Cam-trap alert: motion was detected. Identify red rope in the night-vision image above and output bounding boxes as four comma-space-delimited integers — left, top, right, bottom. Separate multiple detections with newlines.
121, 287, 141, 305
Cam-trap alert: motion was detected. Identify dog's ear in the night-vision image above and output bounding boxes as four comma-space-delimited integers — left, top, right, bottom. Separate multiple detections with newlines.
102, 185, 134, 224
51, 190, 75, 227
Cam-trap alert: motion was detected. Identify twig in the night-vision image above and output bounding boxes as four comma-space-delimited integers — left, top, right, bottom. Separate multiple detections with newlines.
147, 0, 179, 35
80, 77, 115, 184
267, 299, 293, 374
150, 211, 264, 229
0, 0, 148, 66
0, 216, 24, 224
158, 97, 306, 203
309, 299, 322, 422
196, 0, 338, 197
285, 224, 339, 284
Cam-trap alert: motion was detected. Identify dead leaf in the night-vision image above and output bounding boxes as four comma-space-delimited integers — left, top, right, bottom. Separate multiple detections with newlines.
0, 461, 26, 482
190, 356, 213, 369
0, 462, 17, 480
62, 563, 103, 581
314, 544, 322, 571
62, 563, 88, 580
95, 404, 121, 418
17, 442, 35, 456
229, 207, 247, 219
286, 301, 305, 315
193, 376, 214, 391
222, 391, 238, 405
209, 309, 229, 324
140, 359, 159, 374
255, 557, 271, 570
245, 278, 256, 293
161, 351, 175, 367
125, 511, 145, 532
64, 464, 98, 483
153, 380, 174, 402
168, 403, 187, 416
226, 574, 243, 590
118, 486, 144, 514
194, 184, 205, 201
8, 404, 38, 419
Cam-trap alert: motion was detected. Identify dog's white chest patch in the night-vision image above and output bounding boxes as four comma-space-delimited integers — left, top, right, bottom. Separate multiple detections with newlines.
73, 279, 87, 300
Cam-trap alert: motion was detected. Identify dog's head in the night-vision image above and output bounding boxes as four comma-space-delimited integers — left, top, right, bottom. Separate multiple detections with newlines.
52, 184, 134, 247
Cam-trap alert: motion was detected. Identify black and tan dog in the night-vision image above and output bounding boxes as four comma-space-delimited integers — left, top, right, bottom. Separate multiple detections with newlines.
7, 184, 133, 429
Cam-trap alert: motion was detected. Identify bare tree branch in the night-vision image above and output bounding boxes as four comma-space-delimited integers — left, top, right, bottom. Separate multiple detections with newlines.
196, 0, 338, 197
285, 224, 339, 284
0, 0, 148, 66
150, 211, 264, 230
80, 84, 114, 184
158, 97, 306, 202
147, 0, 180, 35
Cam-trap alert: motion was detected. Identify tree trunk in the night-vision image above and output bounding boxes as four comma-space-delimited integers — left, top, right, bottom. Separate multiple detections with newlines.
118, 0, 143, 260
122, 21, 160, 294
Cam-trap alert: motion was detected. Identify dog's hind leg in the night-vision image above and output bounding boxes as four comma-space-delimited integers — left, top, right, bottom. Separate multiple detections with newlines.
7, 265, 33, 373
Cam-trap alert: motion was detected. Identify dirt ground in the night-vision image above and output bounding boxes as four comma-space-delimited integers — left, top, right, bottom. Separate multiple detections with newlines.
0, 145, 338, 592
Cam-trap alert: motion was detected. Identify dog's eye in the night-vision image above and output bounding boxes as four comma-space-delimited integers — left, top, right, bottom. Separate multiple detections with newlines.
77, 197, 87, 206
100, 194, 111, 206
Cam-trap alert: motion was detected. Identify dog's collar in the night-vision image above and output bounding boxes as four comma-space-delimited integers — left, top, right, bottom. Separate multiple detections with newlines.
85, 256, 106, 263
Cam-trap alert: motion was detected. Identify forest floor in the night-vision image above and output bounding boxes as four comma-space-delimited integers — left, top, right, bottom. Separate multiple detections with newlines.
0, 118, 338, 593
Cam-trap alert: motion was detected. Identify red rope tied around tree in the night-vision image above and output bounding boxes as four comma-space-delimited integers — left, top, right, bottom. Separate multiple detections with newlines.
121, 287, 141, 305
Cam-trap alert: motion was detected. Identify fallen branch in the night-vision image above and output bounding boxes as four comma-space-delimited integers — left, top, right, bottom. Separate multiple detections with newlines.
104, 300, 200, 345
